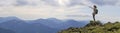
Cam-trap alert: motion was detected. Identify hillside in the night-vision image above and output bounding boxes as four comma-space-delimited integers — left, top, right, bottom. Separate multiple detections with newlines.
58, 20, 120, 33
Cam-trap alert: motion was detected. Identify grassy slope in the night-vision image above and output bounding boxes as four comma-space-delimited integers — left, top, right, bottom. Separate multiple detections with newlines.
58, 21, 120, 33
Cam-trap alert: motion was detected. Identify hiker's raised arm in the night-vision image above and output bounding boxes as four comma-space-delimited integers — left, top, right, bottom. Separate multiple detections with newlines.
89, 6, 93, 9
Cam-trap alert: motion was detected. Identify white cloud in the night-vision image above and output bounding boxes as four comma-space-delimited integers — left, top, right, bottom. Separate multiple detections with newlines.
0, 0, 16, 6
96, 15, 120, 23
57, 0, 70, 6
90, 0, 120, 6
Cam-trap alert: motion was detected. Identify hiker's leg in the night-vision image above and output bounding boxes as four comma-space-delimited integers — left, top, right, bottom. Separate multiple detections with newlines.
92, 13, 95, 21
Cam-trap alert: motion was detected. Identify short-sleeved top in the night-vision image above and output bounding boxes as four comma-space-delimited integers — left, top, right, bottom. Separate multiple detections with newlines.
93, 8, 98, 14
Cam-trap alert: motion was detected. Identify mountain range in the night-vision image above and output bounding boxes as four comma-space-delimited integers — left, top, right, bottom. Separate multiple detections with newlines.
0, 17, 89, 33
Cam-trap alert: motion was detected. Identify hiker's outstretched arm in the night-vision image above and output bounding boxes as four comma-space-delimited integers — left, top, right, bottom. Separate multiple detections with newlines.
89, 6, 93, 9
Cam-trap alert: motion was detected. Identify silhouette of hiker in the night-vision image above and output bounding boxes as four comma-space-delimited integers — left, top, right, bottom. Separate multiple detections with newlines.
90, 5, 98, 21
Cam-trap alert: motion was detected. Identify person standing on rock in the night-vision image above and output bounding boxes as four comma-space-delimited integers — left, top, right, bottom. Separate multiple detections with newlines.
89, 5, 98, 21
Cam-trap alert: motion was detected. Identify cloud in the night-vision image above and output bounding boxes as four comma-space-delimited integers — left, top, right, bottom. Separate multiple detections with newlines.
15, 0, 93, 7
15, 0, 28, 6
0, 0, 16, 6
70, 0, 91, 6
0, 0, 86, 20
96, 15, 120, 23
90, 0, 120, 6
0, 0, 120, 6
66, 14, 90, 17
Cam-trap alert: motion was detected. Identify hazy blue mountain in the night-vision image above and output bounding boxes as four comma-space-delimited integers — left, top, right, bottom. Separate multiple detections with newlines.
58, 20, 88, 29
29, 18, 89, 29
0, 17, 58, 33
0, 28, 15, 33
29, 18, 63, 28
65, 20, 88, 27
0, 17, 88, 33
0, 17, 20, 23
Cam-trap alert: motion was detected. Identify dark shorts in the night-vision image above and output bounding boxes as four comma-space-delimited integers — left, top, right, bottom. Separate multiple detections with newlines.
93, 11, 98, 15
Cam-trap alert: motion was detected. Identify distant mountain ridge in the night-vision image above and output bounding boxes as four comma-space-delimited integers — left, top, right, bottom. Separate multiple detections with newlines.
0, 27, 15, 33
0, 17, 89, 33
29, 18, 89, 29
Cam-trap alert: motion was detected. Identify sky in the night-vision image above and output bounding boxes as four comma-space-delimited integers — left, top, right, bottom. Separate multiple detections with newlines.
0, 0, 120, 22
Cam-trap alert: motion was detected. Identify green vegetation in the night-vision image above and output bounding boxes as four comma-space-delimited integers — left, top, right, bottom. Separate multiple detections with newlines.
58, 20, 120, 33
